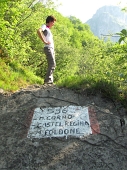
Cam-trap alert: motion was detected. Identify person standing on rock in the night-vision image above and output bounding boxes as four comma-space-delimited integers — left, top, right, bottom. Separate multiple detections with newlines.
37, 15, 56, 84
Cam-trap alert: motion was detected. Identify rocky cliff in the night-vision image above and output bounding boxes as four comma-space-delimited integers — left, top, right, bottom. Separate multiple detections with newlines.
86, 6, 127, 42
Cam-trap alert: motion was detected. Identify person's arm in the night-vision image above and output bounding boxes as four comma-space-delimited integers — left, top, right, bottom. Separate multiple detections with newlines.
37, 28, 50, 45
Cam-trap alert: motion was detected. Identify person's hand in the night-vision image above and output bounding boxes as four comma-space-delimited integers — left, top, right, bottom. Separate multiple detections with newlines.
45, 41, 51, 45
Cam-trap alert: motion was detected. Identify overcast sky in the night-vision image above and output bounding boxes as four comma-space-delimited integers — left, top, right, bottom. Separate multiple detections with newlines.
54, 0, 127, 22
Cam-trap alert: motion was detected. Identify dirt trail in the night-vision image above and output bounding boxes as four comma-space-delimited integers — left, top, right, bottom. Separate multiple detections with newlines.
0, 84, 127, 170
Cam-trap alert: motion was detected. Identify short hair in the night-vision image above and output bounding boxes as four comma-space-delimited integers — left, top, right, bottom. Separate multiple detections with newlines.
46, 15, 56, 23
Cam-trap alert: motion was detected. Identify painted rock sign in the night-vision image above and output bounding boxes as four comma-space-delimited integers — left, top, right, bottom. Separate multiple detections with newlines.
27, 106, 94, 139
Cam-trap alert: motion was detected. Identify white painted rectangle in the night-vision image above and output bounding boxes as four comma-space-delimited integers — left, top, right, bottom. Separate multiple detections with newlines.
27, 106, 92, 138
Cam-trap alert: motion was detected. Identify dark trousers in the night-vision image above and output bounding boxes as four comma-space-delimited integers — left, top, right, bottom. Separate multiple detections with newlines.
44, 47, 56, 83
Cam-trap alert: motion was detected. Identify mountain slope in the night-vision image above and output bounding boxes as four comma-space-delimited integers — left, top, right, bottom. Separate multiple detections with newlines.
86, 5, 127, 41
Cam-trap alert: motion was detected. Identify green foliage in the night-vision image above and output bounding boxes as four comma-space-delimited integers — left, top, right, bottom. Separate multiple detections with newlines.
57, 75, 119, 100
116, 29, 127, 44
0, 59, 43, 91
0, 0, 127, 107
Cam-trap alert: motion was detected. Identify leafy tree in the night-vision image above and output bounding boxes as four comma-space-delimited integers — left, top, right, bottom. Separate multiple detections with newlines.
116, 29, 127, 44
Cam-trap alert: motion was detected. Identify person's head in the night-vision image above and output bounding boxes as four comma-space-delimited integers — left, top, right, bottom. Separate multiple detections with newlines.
46, 15, 56, 28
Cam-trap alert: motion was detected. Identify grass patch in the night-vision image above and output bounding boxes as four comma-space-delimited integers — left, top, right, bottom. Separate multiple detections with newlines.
56, 75, 127, 108
0, 59, 43, 92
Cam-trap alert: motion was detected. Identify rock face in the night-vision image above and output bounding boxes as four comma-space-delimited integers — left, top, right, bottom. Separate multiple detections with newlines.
0, 84, 127, 169
86, 5, 127, 42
